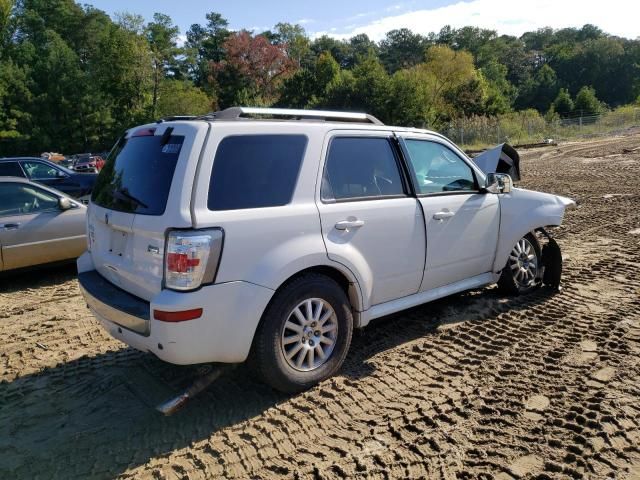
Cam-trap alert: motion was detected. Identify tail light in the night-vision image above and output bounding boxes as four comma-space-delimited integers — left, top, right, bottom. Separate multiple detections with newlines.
164, 229, 224, 291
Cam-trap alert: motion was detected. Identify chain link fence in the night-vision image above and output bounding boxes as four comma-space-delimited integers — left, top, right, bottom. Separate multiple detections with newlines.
442, 107, 640, 150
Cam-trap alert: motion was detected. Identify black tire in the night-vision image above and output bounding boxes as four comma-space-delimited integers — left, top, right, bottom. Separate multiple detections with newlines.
250, 273, 353, 393
497, 232, 542, 295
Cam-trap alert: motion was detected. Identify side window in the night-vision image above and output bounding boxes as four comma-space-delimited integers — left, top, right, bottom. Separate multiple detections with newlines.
208, 135, 307, 211
0, 183, 59, 216
21, 161, 62, 180
0, 162, 25, 177
404, 140, 477, 194
322, 137, 405, 201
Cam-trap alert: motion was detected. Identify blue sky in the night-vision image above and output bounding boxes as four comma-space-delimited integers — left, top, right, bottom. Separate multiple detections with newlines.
86, 0, 638, 41
86, 0, 436, 36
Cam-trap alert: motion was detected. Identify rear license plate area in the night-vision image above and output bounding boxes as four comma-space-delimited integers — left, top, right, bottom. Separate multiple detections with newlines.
109, 230, 128, 257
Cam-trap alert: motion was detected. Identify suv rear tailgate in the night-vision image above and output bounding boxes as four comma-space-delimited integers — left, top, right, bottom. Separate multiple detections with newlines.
87, 122, 210, 301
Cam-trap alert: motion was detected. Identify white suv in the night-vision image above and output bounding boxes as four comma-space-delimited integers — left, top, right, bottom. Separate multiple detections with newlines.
78, 107, 575, 392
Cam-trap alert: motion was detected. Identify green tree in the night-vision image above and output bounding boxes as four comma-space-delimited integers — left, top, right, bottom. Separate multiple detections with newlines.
321, 55, 391, 121
146, 13, 180, 118
552, 88, 574, 117
517, 63, 558, 112
272, 22, 311, 67
278, 51, 340, 108
388, 67, 433, 127
422, 45, 478, 121
93, 21, 153, 130
379, 28, 428, 73
311, 35, 351, 68
0, 0, 14, 50
184, 12, 230, 88
345, 34, 378, 68
480, 60, 516, 114
156, 79, 213, 117
0, 59, 30, 146
114, 11, 145, 34
574, 86, 604, 115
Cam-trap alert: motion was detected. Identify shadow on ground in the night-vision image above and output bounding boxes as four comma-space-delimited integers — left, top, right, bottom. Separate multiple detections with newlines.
0, 262, 77, 294
0, 281, 556, 479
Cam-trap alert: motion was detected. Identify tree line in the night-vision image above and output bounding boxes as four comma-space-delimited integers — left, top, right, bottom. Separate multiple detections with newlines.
1, 0, 639, 156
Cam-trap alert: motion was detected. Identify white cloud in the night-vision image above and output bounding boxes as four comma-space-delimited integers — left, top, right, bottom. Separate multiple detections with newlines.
313, 0, 640, 40
296, 18, 315, 25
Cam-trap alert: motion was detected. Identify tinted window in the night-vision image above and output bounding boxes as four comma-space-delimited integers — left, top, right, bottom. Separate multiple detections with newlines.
21, 161, 63, 180
405, 140, 476, 194
321, 137, 404, 201
92, 134, 184, 215
0, 162, 25, 177
208, 135, 307, 211
0, 183, 59, 217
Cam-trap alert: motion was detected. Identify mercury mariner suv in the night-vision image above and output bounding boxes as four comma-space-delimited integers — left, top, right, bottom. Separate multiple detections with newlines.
77, 107, 575, 392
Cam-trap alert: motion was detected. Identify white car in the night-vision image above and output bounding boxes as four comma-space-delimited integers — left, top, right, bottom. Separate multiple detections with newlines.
77, 108, 575, 392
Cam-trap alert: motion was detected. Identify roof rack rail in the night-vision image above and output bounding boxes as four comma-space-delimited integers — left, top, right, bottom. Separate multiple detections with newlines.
214, 107, 384, 125
156, 115, 198, 123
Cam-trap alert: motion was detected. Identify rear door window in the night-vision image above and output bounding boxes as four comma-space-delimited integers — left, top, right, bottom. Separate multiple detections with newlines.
0, 162, 25, 177
208, 135, 307, 211
92, 134, 184, 215
321, 137, 405, 202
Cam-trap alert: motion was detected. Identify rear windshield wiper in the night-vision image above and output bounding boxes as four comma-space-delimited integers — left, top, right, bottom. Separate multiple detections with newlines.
112, 188, 149, 209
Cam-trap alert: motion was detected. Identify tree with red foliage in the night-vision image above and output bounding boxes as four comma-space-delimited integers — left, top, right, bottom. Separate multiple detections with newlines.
209, 31, 297, 107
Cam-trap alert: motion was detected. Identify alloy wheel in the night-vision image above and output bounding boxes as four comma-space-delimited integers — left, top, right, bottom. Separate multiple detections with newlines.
508, 237, 539, 289
281, 298, 338, 372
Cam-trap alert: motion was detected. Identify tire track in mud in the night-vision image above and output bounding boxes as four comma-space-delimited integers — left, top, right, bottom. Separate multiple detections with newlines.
122, 135, 640, 480
118, 239, 639, 479
1, 134, 640, 479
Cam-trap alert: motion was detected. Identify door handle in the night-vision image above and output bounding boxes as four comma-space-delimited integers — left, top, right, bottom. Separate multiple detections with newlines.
433, 211, 455, 220
1, 223, 21, 230
335, 219, 365, 231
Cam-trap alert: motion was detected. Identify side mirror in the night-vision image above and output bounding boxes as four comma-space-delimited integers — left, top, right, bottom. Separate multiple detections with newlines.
483, 173, 513, 194
58, 197, 72, 211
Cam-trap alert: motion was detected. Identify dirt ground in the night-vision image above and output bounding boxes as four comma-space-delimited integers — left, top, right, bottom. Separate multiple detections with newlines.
1, 134, 640, 480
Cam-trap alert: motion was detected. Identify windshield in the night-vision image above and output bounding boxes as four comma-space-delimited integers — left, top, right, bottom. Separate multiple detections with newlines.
91, 134, 184, 215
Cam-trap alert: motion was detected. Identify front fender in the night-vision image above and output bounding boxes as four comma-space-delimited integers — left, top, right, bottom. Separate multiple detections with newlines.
493, 188, 575, 272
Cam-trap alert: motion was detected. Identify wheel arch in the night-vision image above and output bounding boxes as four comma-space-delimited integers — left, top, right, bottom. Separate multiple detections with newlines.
261, 264, 364, 330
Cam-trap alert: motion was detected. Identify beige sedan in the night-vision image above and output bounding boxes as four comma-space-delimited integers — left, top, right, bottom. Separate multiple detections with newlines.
0, 177, 86, 271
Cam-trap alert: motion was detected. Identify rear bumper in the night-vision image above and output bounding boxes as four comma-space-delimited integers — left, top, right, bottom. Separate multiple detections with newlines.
77, 253, 274, 365
78, 271, 151, 335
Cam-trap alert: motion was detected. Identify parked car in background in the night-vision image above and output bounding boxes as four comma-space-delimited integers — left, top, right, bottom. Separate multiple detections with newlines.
78, 107, 574, 393
58, 158, 75, 169
41, 152, 66, 163
73, 154, 105, 173
0, 157, 97, 203
0, 177, 86, 272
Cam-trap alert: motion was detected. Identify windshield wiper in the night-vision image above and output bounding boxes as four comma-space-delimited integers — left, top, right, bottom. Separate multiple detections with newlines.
113, 188, 149, 209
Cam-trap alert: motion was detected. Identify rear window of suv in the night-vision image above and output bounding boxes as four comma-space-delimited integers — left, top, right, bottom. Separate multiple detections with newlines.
208, 135, 307, 211
92, 133, 184, 215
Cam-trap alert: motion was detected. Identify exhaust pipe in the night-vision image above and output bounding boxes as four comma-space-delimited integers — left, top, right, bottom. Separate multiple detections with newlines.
156, 367, 226, 416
